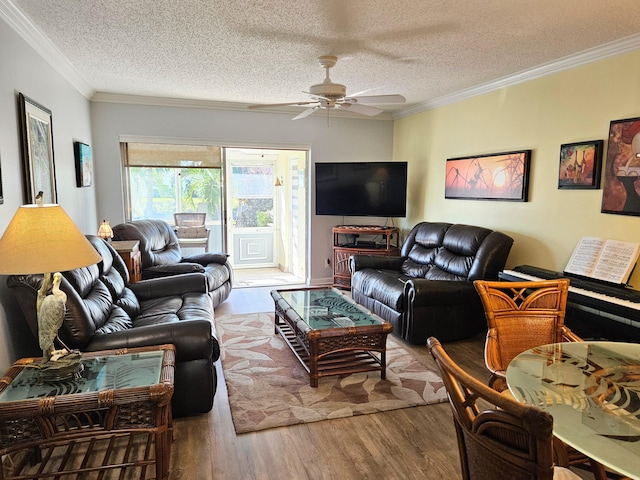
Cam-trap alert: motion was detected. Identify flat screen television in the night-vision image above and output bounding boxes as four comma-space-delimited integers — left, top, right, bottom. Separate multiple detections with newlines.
315, 161, 408, 217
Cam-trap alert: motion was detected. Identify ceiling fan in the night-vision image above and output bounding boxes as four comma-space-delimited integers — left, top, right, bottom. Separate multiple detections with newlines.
247, 55, 406, 120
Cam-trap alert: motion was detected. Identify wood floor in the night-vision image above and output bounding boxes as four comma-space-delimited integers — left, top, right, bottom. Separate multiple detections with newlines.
168, 286, 593, 480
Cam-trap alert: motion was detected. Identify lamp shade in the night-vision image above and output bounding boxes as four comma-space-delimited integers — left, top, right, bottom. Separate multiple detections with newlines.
0, 204, 101, 275
97, 219, 113, 239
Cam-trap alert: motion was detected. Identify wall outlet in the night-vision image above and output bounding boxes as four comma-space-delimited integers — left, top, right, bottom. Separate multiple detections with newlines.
325, 258, 331, 269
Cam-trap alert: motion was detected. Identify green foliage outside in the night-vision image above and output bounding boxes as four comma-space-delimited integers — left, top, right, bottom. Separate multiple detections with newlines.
129, 167, 222, 222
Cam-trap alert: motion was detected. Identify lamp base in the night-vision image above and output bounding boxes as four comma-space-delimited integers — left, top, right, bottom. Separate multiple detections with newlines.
29, 352, 84, 382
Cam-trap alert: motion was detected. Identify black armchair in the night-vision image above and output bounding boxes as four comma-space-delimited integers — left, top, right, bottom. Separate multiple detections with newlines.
112, 219, 232, 308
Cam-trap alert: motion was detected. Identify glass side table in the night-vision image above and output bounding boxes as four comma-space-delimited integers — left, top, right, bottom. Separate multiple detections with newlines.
0, 344, 175, 480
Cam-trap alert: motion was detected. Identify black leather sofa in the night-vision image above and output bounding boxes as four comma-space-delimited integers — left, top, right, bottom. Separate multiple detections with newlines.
7, 236, 220, 417
350, 222, 514, 345
112, 219, 233, 308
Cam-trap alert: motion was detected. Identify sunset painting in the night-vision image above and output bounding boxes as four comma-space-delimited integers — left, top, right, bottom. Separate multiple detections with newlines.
445, 150, 531, 201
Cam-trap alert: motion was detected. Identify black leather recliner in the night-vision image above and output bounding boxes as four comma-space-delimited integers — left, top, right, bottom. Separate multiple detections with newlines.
112, 219, 233, 309
7, 236, 220, 417
350, 222, 514, 345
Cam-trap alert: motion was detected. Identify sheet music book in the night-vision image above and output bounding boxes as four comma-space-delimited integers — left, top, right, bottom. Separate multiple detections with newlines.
564, 237, 640, 285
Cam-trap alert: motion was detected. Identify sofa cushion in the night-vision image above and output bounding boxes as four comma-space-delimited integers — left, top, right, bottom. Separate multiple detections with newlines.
350, 268, 412, 311
424, 225, 493, 280
401, 258, 431, 278
60, 273, 117, 348
133, 292, 213, 327
116, 287, 142, 318
95, 306, 134, 335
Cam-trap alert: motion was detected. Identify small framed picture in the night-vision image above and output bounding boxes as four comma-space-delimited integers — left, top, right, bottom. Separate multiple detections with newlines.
558, 140, 603, 189
74, 141, 92, 187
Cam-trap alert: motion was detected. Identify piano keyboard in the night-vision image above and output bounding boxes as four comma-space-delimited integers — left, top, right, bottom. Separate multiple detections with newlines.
500, 269, 640, 327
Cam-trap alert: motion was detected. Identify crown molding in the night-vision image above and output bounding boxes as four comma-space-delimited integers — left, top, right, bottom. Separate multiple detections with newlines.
394, 33, 640, 119
1, 0, 94, 98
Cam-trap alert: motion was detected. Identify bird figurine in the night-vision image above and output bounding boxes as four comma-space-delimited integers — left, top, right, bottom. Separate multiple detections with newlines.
37, 272, 68, 362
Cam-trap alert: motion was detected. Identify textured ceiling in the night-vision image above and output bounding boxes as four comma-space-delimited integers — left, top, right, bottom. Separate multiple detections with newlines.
8, 0, 640, 116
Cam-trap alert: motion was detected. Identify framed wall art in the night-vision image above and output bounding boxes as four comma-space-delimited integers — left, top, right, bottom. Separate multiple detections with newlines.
445, 150, 531, 201
74, 141, 93, 187
558, 140, 603, 189
601, 117, 640, 216
18, 93, 57, 204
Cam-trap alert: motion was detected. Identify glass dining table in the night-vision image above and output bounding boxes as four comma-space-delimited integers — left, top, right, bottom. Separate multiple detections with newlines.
506, 341, 640, 479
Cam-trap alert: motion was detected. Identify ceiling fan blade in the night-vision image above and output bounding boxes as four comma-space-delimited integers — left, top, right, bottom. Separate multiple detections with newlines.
346, 94, 406, 104
248, 101, 317, 109
292, 107, 318, 120
337, 103, 383, 116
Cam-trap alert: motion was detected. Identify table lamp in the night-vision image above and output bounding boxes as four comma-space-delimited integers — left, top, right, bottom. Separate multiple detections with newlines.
0, 202, 101, 377
97, 219, 113, 242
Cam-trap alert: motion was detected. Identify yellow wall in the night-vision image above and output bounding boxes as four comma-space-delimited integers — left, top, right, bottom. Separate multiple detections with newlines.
394, 49, 640, 290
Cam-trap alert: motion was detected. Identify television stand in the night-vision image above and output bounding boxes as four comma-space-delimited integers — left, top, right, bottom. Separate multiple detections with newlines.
332, 225, 400, 289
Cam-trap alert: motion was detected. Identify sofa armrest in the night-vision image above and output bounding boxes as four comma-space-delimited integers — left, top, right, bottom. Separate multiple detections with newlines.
85, 320, 220, 362
350, 254, 404, 273
143, 262, 205, 280
405, 279, 478, 307
182, 252, 230, 266
130, 273, 208, 299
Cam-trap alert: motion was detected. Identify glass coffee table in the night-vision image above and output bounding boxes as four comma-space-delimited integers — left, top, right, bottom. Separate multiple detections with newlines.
271, 287, 393, 387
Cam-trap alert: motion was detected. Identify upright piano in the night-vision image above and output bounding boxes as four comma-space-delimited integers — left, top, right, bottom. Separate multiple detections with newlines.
499, 265, 640, 341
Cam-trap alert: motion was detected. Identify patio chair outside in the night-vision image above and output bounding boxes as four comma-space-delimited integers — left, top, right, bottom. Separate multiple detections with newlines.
174, 212, 210, 252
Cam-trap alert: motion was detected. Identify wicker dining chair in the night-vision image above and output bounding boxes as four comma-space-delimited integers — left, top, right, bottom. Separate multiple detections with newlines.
174, 212, 210, 251
473, 279, 581, 392
473, 279, 607, 480
427, 337, 581, 480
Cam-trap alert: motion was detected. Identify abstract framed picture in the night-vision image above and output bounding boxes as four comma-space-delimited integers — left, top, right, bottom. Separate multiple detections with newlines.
601, 116, 640, 216
558, 140, 603, 189
74, 141, 93, 187
445, 150, 531, 201
18, 93, 57, 204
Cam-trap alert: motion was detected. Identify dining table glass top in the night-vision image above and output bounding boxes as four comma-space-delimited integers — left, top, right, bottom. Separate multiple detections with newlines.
506, 341, 640, 479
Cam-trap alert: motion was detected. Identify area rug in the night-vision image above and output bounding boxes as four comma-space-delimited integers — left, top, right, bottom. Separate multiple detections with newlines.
215, 312, 447, 434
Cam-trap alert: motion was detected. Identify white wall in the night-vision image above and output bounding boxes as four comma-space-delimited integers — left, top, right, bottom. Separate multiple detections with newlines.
90, 100, 395, 284
0, 19, 96, 371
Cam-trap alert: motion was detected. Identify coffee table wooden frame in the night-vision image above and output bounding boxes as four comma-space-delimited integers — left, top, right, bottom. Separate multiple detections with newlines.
0, 344, 175, 480
271, 287, 393, 387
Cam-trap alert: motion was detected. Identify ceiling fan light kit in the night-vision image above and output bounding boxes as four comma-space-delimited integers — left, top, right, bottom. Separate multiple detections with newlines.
247, 55, 405, 120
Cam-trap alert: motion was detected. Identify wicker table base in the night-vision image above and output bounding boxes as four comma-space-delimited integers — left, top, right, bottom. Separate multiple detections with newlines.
272, 288, 392, 387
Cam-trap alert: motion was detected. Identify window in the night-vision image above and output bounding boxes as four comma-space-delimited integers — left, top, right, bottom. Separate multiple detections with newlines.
122, 143, 222, 223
